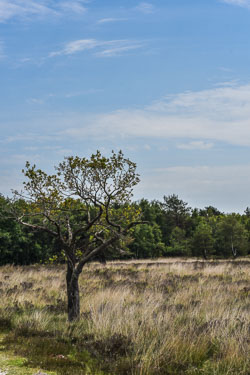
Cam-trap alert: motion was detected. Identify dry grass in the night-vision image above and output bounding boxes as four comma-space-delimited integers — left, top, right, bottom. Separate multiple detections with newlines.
0, 259, 249, 374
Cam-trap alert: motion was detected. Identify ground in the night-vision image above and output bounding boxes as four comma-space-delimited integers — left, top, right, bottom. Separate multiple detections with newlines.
0, 333, 55, 375
0, 258, 249, 374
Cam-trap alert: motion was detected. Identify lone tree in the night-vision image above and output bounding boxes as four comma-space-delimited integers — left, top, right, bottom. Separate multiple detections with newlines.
11, 151, 143, 321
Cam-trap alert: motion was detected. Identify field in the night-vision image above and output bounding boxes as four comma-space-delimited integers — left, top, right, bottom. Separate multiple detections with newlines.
0, 259, 249, 375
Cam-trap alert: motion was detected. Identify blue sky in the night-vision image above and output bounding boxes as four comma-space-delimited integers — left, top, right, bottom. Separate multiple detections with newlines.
1, 0, 250, 212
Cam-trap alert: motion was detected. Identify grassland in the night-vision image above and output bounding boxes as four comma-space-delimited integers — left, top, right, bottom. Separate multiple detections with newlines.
0, 259, 249, 374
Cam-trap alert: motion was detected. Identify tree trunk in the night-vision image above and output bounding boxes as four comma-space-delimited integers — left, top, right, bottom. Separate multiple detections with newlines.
231, 236, 237, 258
202, 248, 207, 260
66, 262, 80, 321
203, 244, 207, 260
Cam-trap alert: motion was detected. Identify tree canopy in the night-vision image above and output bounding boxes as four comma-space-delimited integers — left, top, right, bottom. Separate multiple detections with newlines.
0, 163, 250, 288
9, 150, 144, 321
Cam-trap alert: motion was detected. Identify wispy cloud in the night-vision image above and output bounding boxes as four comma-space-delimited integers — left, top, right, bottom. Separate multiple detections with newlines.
64, 89, 103, 98
57, 1, 87, 15
49, 39, 144, 58
49, 39, 98, 57
96, 43, 144, 57
221, 0, 250, 8
0, 0, 87, 22
0, 0, 57, 22
26, 89, 102, 103
218, 67, 233, 73
24, 145, 74, 155
97, 17, 128, 24
177, 141, 214, 150
26, 97, 44, 105
135, 2, 155, 14
60, 82, 250, 147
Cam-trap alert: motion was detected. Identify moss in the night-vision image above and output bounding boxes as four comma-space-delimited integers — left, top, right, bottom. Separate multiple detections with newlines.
2, 332, 107, 375
0, 333, 56, 375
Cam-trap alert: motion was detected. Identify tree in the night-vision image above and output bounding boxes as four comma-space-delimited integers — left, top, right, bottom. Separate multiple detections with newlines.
166, 226, 190, 256
244, 207, 250, 218
11, 151, 143, 321
191, 220, 214, 259
138, 199, 162, 223
215, 214, 249, 258
0, 195, 54, 265
161, 194, 191, 244
129, 223, 165, 259
199, 206, 221, 218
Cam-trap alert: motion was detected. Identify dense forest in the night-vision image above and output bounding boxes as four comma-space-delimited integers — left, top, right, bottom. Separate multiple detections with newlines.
1, 193, 250, 265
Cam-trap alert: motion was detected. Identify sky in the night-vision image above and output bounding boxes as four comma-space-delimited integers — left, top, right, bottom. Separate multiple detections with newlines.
1, 0, 250, 213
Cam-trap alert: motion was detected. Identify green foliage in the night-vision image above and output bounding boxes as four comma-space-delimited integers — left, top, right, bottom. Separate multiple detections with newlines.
0, 195, 54, 265
9, 151, 142, 265
215, 214, 249, 257
161, 194, 192, 244
9, 151, 146, 320
129, 223, 165, 258
3, 333, 105, 375
191, 219, 215, 259
166, 226, 190, 256
1, 187, 250, 264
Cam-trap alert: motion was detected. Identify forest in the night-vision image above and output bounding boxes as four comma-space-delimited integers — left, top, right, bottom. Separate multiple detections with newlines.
0, 155, 249, 375
1, 193, 250, 266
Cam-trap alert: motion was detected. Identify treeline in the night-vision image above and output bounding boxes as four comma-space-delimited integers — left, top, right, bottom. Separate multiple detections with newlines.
0, 194, 250, 265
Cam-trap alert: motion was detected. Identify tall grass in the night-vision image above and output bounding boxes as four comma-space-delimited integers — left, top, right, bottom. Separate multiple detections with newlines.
0, 259, 249, 374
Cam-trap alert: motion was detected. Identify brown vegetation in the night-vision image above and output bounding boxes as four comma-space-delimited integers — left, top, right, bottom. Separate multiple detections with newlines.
0, 259, 249, 374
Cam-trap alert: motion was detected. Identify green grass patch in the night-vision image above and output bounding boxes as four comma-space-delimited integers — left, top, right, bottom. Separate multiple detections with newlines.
0, 332, 56, 375
0, 260, 249, 374
2, 331, 107, 375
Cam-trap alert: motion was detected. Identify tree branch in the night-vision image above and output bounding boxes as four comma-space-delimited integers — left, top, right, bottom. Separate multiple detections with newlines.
72, 205, 103, 244
17, 216, 58, 237
105, 196, 121, 232
75, 234, 120, 276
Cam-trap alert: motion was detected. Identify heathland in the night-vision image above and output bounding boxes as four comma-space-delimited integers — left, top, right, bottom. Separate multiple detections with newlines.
0, 259, 249, 374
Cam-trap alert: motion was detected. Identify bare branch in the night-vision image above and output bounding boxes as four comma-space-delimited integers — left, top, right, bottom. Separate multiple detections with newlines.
72, 205, 103, 244
75, 234, 120, 275
105, 196, 121, 232
17, 216, 58, 237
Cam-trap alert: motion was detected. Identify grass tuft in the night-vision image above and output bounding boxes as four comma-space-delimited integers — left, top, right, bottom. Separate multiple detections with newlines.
0, 258, 249, 374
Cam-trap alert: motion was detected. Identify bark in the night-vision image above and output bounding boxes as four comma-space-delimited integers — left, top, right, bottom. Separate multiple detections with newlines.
202, 249, 207, 260
231, 235, 237, 258
66, 262, 80, 321
203, 243, 207, 260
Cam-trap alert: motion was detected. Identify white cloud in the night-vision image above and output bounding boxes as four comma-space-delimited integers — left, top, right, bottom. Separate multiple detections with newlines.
177, 141, 214, 150
218, 67, 233, 73
61, 82, 250, 147
0, 0, 87, 22
0, 0, 57, 22
3, 133, 62, 143
3, 81, 250, 211
97, 17, 128, 24
64, 89, 103, 98
58, 1, 87, 15
50, 39, 98, 57
50, 39, 144, 58
144, 144, 151, 150
19, 57, 32, 63
135, 2, 155, 14
26, 97, 44, 105
96, 43, 144, 57
221, 0, 250, 8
